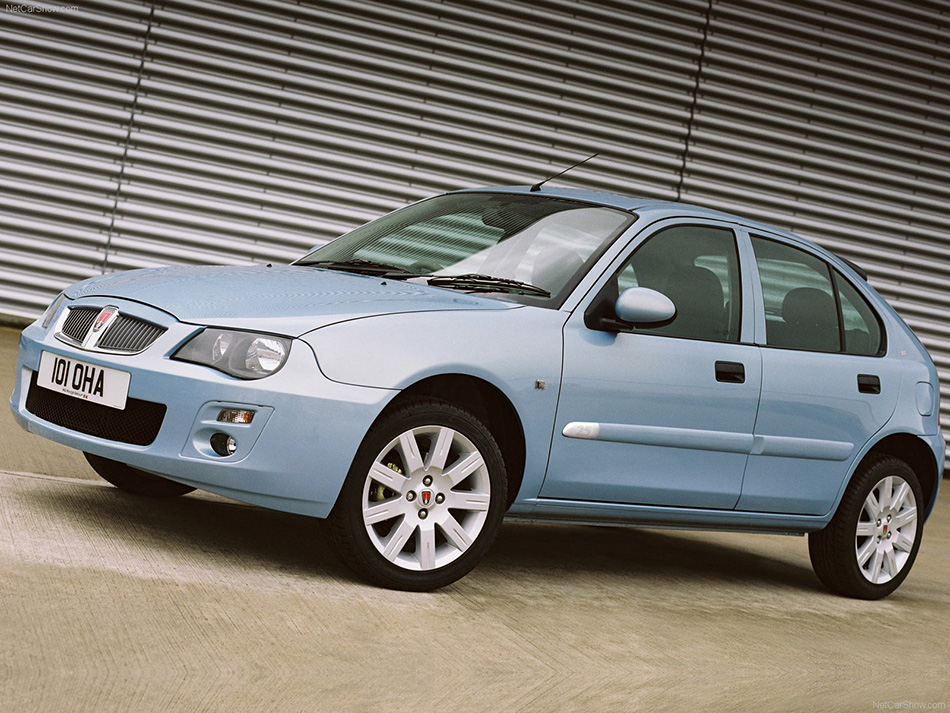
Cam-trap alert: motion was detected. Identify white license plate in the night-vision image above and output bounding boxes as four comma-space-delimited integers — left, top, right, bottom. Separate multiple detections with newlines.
37, 351, 131, 410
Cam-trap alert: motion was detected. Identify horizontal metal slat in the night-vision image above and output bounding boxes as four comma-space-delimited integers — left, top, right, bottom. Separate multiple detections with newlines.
721, 0, 950, 57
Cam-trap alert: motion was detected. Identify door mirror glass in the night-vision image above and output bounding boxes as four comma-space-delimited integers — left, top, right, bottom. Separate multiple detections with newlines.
615, 287, 676, 325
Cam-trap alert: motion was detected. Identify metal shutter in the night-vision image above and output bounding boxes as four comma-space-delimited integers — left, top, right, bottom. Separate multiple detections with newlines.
1, 0, 948, 450
680, 0, 950, 428
0, 0, 151, 319
105, 0, 706, 271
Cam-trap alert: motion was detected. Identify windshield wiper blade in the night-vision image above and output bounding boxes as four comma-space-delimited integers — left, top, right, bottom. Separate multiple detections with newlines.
298, 258, 419, 278
426, 273, 551, 297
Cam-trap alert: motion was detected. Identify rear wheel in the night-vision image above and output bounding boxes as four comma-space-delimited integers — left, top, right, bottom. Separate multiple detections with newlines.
329, 398, 506, 591
84, 452, 196, 498
809, 454, 923, 599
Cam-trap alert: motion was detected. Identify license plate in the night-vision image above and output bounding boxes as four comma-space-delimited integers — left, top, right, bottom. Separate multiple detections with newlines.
37, 351, 131, 410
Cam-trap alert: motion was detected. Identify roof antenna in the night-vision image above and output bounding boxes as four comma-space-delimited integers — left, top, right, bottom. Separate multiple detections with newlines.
530, 152, 600, 192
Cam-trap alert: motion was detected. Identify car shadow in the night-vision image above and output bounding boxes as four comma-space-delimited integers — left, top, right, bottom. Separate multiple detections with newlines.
487, 520, 822, 593
27, 481, 821, 593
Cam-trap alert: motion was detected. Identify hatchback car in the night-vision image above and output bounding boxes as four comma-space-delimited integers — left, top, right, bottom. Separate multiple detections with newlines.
10, 186, 942, 598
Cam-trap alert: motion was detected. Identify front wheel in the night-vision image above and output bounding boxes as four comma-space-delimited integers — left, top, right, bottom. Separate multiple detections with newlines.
809, 454, 923, 599
329, 398, 507, 591
84, 452, 196, 498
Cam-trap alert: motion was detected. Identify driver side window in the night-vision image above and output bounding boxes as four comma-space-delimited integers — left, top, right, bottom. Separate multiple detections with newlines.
609, 225, 742, 342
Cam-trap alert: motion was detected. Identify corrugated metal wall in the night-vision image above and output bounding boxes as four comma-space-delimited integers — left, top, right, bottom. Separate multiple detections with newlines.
681, 0, 950, 402
0, 1, 151, 318
1, 0, 949, 437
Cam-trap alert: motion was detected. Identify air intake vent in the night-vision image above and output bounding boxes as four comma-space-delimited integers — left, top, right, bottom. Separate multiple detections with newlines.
59, 307, 98, 345
26, 372, 166, 446
98, 315, 166, 353
56, 307, 166, 354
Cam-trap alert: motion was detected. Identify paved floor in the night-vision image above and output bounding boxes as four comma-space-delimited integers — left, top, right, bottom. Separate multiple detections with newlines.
2, 326, 949, 712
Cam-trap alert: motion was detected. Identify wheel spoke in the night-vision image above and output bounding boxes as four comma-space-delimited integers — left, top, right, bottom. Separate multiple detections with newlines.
893, 531, 915, 553
444, 451, 485, 487
425, 427, 455, 472
439, 513, 474, 552
417, 525, 436, 570
382, 519, 416, 562
369, 462, 408, 494
890, 481, 911, 511
884, 547, 899, 577
855, 521, 875, 537
856, 538, 876, 567
878, 477, 894, 508
447, 490, 490, 512
364, 500, 406, 525
397, 432, 425, 475
868, 549, 884, 582
892, 506, 917, 529
863, 491, 882, 519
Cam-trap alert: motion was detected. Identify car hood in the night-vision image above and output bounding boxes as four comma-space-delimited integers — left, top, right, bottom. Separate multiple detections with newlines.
64, 264, 517, 335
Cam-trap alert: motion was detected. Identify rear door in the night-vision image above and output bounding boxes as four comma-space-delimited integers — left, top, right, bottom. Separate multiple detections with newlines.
736, 234, 901, 515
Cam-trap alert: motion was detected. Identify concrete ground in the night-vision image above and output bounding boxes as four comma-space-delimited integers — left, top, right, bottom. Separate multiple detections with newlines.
2, 325, 948, 712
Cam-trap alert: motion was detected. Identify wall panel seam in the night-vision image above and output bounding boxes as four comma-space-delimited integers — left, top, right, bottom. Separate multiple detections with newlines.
676, 0, 712, 201
102, 1, 155, 274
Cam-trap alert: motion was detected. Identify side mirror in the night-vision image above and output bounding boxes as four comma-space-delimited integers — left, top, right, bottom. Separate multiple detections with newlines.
614, 287, 676, 326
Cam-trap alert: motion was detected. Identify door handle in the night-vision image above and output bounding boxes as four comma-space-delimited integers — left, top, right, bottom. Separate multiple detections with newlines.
858, 374, 881, 394
715, 361, 745, 384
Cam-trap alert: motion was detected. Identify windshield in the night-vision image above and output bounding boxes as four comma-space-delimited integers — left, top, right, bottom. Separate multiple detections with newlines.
295, 192, 635, 305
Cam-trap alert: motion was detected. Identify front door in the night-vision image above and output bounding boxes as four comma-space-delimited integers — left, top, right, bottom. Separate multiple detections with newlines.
541, 222, 761, 509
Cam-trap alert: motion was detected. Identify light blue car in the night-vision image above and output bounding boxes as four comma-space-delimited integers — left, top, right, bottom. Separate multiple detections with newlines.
10, 187, 943, 597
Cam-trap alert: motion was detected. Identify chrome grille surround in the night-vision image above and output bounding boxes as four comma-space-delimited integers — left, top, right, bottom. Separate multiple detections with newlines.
55, 306, 166, 355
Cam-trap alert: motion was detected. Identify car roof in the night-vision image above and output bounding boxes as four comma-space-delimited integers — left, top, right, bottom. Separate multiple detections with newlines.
452, 185, 871, 281
453, 185, 800, 239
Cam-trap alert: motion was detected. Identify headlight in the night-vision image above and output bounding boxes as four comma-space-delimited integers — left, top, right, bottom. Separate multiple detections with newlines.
41, 293, 67, 329
173, 328, 291, 379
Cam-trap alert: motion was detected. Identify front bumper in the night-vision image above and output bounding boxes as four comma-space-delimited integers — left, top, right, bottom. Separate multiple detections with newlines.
10, 298, 396, 518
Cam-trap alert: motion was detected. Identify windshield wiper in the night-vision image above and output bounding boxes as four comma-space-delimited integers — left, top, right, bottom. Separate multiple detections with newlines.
426, 273, 551, 298
298, 258, 419, 279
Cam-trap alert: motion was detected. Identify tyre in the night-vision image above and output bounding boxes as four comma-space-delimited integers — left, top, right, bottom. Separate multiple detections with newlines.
84, 452, 196, 498
329, 397, 507, 591
809, 454, 923, 599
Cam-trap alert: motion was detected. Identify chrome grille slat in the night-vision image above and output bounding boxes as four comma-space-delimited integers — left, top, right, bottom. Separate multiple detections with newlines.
59, 307, 98, 344
56, 307, 166, 354
98, 315, 165, 353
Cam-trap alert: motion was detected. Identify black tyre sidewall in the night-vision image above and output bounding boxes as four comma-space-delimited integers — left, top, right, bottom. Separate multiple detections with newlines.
330, 398, 507, 591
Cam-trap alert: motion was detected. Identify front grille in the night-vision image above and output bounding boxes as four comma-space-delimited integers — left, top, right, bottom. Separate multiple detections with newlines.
57, 307, 166, 353
59, 307, 97, 344
25, 371, 167, 446
98, 315, 166, 353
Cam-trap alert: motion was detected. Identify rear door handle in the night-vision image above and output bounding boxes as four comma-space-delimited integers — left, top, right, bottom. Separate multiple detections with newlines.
715, 361, 745, 384
858, 374, 881, 394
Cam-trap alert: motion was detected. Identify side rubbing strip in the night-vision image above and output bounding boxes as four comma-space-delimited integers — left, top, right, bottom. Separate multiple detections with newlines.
562, 422, 853, 461
563, 422, 752, 453
562, 422, 600, 440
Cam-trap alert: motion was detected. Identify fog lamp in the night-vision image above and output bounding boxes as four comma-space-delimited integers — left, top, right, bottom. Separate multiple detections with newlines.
210, 432, 237, 457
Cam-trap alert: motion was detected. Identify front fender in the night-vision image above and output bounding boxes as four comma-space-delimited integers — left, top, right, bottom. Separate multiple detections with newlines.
302, 307, 567, 501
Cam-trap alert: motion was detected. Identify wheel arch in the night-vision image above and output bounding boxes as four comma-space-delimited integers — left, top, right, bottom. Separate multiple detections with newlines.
383, 374, 526, 509
861, 433, 939, 518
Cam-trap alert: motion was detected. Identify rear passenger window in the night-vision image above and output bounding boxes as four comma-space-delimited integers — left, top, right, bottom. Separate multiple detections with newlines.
751, 236, 885, 355
751, 236, 841, 352
836, 272, 884, 355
